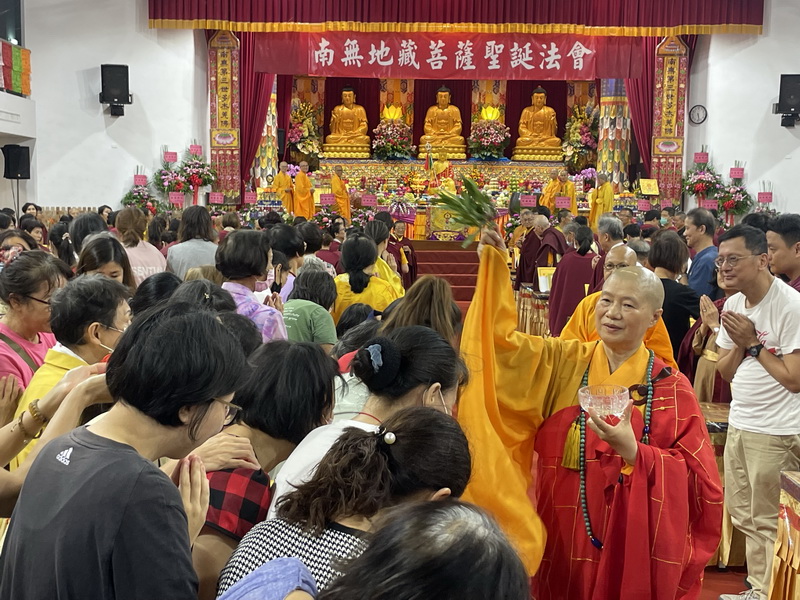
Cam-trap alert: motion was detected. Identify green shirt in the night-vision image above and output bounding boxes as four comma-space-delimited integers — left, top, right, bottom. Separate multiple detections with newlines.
283, 299, 337, 345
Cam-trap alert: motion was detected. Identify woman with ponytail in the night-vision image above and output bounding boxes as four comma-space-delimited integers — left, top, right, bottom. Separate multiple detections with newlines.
331, 234, 399, 324
115, 207, 166, 286
269, 325, 468, 519
217, 405, 471, 595
548, 225, 598, 337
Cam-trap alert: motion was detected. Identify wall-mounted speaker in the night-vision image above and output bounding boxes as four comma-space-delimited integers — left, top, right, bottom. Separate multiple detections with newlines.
1, 145, 30, 180
778, 74, 800, 114
99, 64, 132, 105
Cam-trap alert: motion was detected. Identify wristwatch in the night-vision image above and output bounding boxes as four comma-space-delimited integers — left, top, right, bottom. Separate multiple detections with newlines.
746, 343, 764, 358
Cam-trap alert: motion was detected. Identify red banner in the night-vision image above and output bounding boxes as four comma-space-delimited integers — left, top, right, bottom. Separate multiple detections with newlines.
254, 32, 642, 79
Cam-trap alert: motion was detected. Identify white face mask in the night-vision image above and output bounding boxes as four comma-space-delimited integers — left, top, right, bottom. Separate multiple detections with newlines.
438, 390, 451, 417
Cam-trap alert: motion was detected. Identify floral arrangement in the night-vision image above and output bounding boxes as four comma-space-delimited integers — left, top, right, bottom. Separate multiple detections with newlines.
682, 165, 723, 198
288, 101, 322, 157
350, 207, 377, 229
562, 103, 599, 173
122, 183, 159, 214
311, 206, 342, 228
468, 118, 511, 160
372, 119, 416, 160
151, 163, 187, 196
179, 155, 216, 192
504, 213, 521, 240
574, 167, 598, 190
715, 184, 753, 216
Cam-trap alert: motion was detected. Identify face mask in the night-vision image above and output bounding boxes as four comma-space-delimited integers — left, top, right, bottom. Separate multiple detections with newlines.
660, 218, 669, 226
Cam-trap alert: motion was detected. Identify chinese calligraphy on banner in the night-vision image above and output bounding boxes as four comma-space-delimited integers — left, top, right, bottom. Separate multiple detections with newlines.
307, 33, 597, 80
651, 36, 688, 206
209, 31, 241, 197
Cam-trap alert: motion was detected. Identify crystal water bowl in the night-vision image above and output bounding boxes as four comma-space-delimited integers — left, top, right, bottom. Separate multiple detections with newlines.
578, 385, 630, 418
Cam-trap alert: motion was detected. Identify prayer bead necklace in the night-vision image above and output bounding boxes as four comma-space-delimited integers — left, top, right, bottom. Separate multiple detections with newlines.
578, 350, 655, 550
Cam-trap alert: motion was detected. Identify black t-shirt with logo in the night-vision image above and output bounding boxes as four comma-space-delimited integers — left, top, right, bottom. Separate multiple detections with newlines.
0, 426, 198, 600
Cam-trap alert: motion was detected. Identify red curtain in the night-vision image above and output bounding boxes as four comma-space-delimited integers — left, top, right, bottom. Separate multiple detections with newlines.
239, 32, 274, 195
625, 35, 698, 177
505, 81, 568, 158
323, 78, 381, 142
150, 0, 763, 33
412, 80, 472, 153
277, 74, 294, 160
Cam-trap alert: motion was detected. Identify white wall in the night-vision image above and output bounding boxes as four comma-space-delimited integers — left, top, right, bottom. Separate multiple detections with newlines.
0, 92, 37, 211
687, 0, 800, 213
23, 0, 209, 209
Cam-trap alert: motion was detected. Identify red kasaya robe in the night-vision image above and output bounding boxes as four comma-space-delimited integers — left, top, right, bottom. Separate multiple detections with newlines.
458, 246, 723, 597
548, 249, 596, 337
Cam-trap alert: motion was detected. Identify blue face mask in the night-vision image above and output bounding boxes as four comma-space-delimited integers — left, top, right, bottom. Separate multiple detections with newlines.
660, 217, 669, 226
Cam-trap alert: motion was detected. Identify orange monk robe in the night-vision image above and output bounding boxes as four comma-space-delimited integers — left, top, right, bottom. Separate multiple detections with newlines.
539, 179, 559, 212
293, 170, 314, 220
458, 246, 723, 596
274, 171, 294, 214
560, 180, 578, 215
330, 173, 351, 221
589, 181, 614, 230
560, 290, 678, 371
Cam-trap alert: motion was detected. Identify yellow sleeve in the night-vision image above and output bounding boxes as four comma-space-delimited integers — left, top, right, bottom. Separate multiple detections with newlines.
458, 245, 591, 574
558, 293, 597, 342
399, 248, 408, 265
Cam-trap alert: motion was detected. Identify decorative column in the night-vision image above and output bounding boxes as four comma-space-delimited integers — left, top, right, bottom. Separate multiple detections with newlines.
650, 36, 688, 207
208, 31, 240, 199
596, 79, 631, 191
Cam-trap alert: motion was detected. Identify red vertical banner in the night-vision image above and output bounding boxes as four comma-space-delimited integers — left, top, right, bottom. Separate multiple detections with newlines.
650, 36, 688, 206
209, 31, 241, 200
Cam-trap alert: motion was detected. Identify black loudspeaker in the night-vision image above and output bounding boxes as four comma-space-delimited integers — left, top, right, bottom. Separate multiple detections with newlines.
99, 64, 131, 105
778, 74, 800, 114
2, 145, 30, 180
277, 128, 286, 156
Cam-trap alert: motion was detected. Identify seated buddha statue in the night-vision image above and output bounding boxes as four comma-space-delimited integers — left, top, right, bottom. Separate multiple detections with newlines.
513, 87, 563, 160
323, 87, 371, 157
419, 87, 466, 159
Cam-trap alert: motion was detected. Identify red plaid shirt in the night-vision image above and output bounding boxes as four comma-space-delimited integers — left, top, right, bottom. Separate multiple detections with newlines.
205, 468, 272, 542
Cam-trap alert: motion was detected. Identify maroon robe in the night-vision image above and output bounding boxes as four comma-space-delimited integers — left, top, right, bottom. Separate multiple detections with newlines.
548, 250, 597, 336
387, 234, 417, 289
330, 239, 341, 252
676, 297, 731, 403
790, 276, 800, 292
316, 248, 342, 274
589, 254, 605, 294
514, 231, 542, 290
537, 227, 569, 268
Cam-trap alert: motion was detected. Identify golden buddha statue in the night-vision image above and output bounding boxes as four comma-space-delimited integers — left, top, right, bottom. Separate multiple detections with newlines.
418, 87, 466, 160
427, 150, 456, 195
512, 86, 564, 161
323, 87, 371, 158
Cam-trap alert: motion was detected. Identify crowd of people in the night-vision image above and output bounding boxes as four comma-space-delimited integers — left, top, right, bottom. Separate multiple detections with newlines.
0, 199, 795, 600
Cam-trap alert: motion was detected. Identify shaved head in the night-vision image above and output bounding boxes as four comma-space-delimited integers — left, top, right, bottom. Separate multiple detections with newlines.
532, 215, 549, 228
604, 244, 637, 267
605, 266, 665, 311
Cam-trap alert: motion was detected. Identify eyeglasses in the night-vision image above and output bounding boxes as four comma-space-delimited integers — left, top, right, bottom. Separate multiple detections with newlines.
603, 263, 630, 272
713, 255, 760, 268
216, 398, 243, 425
102, 323, 128, 334
23, 294, 51, 307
